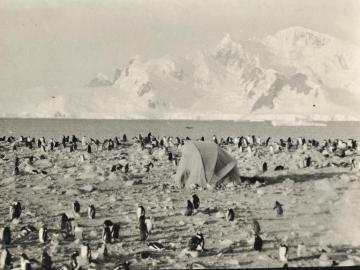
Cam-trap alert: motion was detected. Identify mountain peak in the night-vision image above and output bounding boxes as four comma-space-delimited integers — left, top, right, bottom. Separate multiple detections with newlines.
269, 26, 334, 49
213, 33, 245, 65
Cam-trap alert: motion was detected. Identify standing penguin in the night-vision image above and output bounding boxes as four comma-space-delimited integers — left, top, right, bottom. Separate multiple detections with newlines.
60, 213, 72, 238
139, 216, 148, 241
73, 201, 81, 216
252, 220, 261, 235
184, 200, 194, 216
85, 144, 91, 154
9, 201, 22, 220
226, 208, 235, 222
20, 253, 32, 270
187, 233, 205, 251
102, 226, 112, 244
279, 244, 289, 262
273, 201, 284, 216
192, 194, 200, 210
80, 243, 92, 263
0, 248, 12, 269
0, 227, 11, 245
70, 251, 79, 269
41, 250, 52, 270
297, 242, 306, 257
111, 224, 120, 240
262, 162, 268, 173
88, 205, 96, 219
254, 234, 263, 251
39, 225, 48, 243
137, 205, 145, 219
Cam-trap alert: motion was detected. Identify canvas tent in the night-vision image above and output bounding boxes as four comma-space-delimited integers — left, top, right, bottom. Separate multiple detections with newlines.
174, 141, 240, 188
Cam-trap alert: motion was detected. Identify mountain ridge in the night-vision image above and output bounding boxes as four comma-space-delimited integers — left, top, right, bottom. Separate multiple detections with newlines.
1, 26, 359, 121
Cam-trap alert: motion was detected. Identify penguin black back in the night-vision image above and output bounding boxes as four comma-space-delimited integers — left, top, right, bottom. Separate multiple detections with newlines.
41, 250, 52, 270
184, 200, 194, 216
262, 162, 268, 173
192, 194, 200, 210
139, 216, 148, 241
226, 208, 235, 222
254, 234, 263, 251
73, 201, 80, 214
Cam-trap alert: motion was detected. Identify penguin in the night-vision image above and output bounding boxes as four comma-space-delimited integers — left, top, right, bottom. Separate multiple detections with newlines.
102, 226, 112, 243
20, 253, 32, 270
113, 261, 131, 270
254, 234, 263, 251
279, 244, 289, 262
96, 243, 108, 260
0, 248, 12, 269
252, 220, 261, 235
19, 225, 37, 238
226, 208, 235, 222
41, 250, 52, 270
88, 205, 96, 219
148, 242, 165, 251
273, 201, 284, 216
70, 251, 79, 270
87, 144, 92, 154
262, 162, 268, 173
297, 242, 306, 257
184, 200, 194, 216
137, 205, 145, 219
111, 224, 120, 240
144, 162, 154, 173
139, 216, 148, 241
0, 227, 11, 245
145, 216, 153, 235
73, 201, 81, 216
186, 262, 207, 269
274, 165, 285, 171
192, 194, 200, 210
187, 233, 205, 251
122, 163, 129, 173
9, 201, 22, 220
80, 243, 92, 262
60, 213, 73, 239
39, 225, 48, 243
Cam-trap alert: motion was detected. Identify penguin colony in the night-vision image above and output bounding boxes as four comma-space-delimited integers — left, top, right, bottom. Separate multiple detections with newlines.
0, 132, 358, 269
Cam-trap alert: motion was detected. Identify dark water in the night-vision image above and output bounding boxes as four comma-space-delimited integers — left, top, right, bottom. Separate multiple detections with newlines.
0, 118, 360, 141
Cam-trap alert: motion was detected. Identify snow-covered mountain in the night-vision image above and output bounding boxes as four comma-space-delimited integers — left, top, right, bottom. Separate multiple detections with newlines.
3, 27, 360, 121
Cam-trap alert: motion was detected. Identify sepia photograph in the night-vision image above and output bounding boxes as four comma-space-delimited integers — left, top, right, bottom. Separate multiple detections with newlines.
1, 0, 360, 269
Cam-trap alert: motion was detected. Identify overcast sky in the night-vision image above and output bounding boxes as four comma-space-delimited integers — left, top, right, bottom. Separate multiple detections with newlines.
1, 0, 359, 93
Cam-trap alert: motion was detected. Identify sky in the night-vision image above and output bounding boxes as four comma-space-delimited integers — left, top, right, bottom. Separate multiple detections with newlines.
0, 0, 359, 93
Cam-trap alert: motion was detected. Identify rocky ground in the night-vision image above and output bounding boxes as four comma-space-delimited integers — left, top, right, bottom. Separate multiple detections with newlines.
1, 140, 360, 269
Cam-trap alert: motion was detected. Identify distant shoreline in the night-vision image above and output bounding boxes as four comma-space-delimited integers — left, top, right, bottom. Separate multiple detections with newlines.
0, 117, 360, 124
